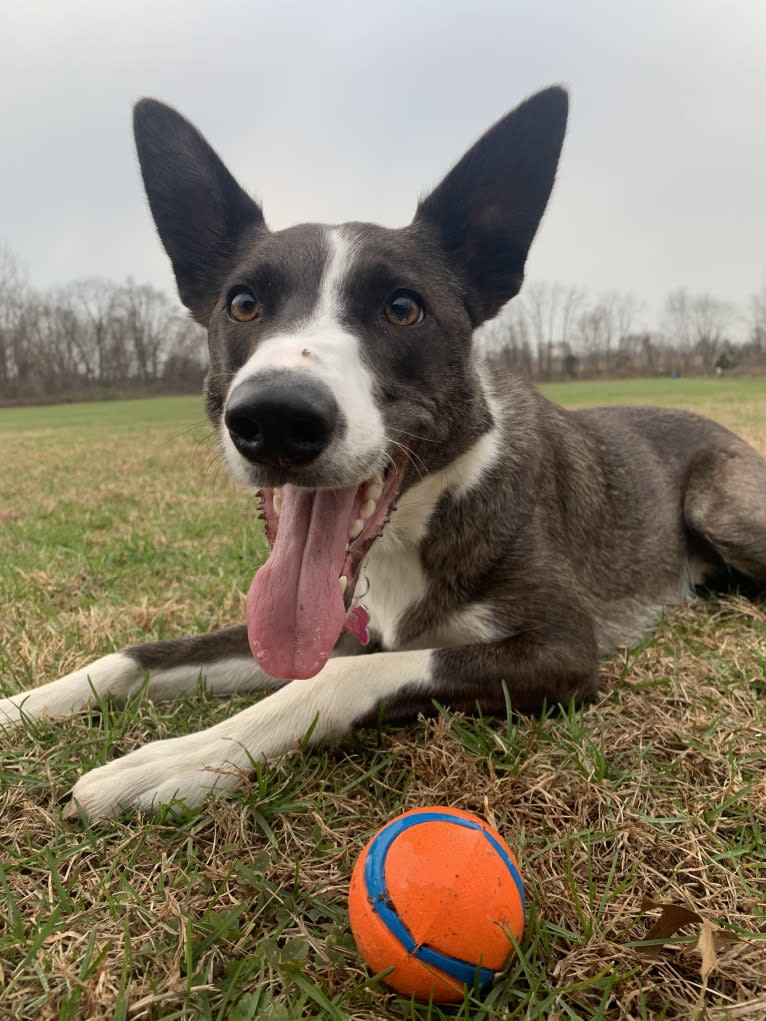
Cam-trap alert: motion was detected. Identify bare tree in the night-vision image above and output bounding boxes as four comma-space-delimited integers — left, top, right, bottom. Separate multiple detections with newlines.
603, 291, 642, 372
480, 286, 644, 380
663, 288, 694, 372
576, 303, 610, 376
475, 299, 533, 376
663, 288, 734, 374
524, 281, 584, 379
162, 316, 207, 389
738, 277, 766, 371
69, 278, 121, 383
691, 294, 734, 372
0, 245, 27, 390
750, 277, 766, 349
117, 280, 177, 384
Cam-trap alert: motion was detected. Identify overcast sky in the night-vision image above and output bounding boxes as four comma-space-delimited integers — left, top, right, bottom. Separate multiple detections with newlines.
2, 1, 765, 334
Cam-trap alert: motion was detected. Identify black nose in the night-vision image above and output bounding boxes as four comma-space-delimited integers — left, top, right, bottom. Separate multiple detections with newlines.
224, 373, 339, 467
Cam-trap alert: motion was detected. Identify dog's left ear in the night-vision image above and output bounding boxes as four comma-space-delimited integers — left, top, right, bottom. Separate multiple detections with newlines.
133, 98, 266, 325
413, 86, 568, 325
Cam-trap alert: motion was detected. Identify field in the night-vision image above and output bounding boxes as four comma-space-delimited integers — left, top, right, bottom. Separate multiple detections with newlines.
1, 378, 765, 1020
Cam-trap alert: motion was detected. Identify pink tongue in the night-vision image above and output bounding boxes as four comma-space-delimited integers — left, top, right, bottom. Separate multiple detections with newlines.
246, 484, 357, 679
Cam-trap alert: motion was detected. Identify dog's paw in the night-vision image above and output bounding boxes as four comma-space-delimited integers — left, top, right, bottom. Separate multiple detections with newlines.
65, 732, 251, 821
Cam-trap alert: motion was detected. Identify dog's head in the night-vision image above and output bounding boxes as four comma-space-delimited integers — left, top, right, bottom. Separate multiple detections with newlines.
133, 87, 568, 679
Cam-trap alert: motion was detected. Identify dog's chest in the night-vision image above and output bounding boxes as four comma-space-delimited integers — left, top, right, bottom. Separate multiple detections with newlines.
356, 435, 502, 651
357, 535, 426, 649
354, 477, 442, 648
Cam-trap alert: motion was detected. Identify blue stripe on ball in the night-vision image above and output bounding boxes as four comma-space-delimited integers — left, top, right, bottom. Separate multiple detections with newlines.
363, 810, 525, 990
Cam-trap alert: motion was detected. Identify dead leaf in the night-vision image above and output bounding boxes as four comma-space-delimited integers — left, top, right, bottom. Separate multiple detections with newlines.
637, 897, 743, 967
638, 897, 703, 958
696, 918, 718, 981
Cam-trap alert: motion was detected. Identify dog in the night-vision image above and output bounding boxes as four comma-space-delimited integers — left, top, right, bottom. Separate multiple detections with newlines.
2, 87, 765, 821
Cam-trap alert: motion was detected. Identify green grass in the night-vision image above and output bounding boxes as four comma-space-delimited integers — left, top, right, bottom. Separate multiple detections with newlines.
0, 395, 205, 435
537, 375, 766, 407
538, 376, 766, 447
1, 381, 765, 1020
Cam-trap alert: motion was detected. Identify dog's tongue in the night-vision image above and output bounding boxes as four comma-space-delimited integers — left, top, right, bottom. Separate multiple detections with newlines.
246, 485, 357, 679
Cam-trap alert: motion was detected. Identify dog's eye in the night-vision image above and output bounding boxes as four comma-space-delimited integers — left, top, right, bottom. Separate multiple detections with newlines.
227, 288, 261, 323
384, 292, 424, 326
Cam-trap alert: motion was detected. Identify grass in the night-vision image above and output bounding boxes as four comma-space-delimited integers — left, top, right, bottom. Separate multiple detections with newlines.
1, 379, 765, 1020
536, 376, 766, 451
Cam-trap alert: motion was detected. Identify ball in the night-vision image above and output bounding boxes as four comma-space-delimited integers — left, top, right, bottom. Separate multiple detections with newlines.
348, 807, 525, 1002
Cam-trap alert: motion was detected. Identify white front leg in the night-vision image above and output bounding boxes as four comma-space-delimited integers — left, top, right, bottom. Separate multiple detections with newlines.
0, 653, 280, 728
66, 649, 433, 820
0, 654, 143, 727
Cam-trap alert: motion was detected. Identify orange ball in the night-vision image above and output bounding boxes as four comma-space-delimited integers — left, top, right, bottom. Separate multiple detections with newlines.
348, 807, 525, 1002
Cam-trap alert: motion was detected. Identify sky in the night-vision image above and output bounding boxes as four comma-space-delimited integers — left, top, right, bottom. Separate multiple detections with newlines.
2, 0, 765, 336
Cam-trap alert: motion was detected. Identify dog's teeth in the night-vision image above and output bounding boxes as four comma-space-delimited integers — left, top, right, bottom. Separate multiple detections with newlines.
360, 499, 376, 520
364, 481, 383, 503
273, 490, 282, 515
348, 519, 364, 539
338, 576, 348, 596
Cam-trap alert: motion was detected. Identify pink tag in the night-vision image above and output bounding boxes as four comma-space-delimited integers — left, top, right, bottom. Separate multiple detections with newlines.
342, 605, 370, 646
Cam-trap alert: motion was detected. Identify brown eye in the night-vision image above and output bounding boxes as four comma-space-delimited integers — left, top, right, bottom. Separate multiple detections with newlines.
384, 292, 423, 326
228, 288, 260, 323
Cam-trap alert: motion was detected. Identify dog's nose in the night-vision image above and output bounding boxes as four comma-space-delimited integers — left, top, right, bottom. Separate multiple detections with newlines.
224, 373, 339, 467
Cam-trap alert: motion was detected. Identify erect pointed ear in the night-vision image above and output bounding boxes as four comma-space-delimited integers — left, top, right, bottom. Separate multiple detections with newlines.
133, 99, 266, 324
413, 86, 568, 326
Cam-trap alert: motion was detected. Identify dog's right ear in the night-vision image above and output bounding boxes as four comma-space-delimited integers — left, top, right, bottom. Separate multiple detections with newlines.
133, 99, 266, 325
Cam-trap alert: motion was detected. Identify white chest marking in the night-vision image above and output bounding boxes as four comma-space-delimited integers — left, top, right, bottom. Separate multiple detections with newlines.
361, 537, 426, 648
360, 393, 503, 649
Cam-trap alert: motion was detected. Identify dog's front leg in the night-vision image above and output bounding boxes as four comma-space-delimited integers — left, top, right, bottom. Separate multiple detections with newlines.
66, 631, 598, 821
0, 626, 281, 727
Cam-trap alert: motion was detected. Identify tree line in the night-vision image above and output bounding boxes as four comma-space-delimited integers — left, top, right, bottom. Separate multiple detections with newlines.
477, 279, 766, 380
2, 242, 765, 404
0, 246, 206, 404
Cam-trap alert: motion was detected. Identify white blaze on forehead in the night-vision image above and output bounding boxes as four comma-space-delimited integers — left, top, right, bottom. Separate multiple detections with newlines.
228, 226, 359, 382
315, 226, 356, 322
223, 226, 386, 479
